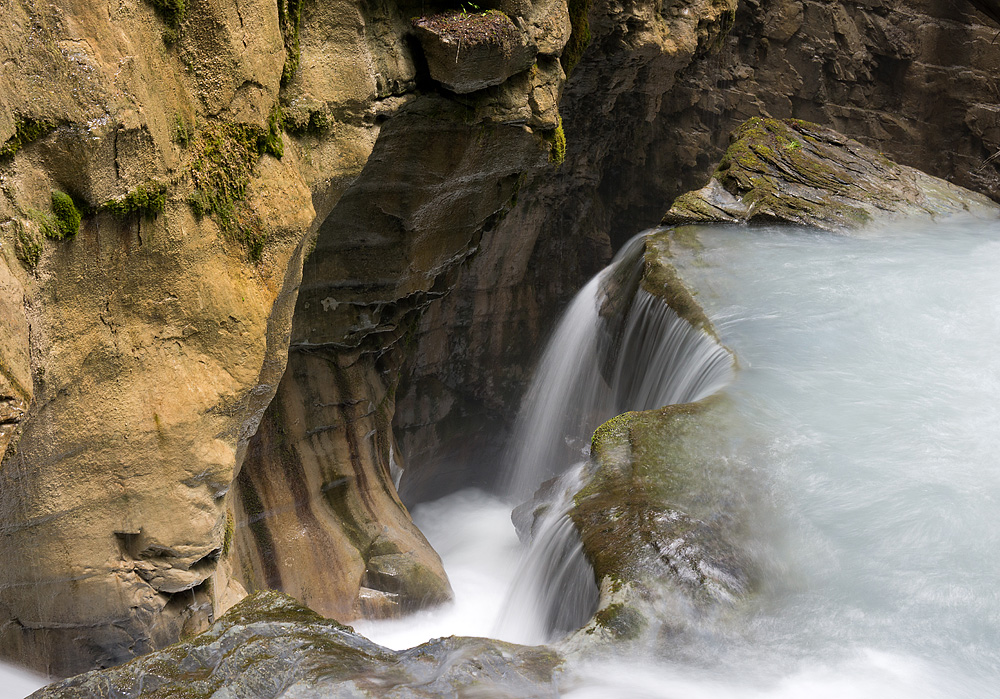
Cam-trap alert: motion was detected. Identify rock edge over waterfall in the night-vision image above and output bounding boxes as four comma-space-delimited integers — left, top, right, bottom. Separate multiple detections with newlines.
664, 118, 1000, 230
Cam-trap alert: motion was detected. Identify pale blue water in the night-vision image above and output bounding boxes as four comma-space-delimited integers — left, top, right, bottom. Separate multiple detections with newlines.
9, 218, 999, 698
614, 219, 1000, 697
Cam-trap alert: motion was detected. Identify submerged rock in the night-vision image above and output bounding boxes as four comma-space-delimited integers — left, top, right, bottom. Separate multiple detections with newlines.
31, 591, 562, 699
663, 117, 1000, 230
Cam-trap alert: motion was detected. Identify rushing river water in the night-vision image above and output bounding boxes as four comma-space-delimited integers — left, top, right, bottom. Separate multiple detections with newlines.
359, 218, 1000, 697
6, 218, 999, 697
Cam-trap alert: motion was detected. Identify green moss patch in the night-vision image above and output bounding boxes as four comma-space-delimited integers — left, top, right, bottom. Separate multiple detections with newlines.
49, 190, 81, 239
101, 182, 167, 219
545, 116, 566, 165
593, 603, 646, 639
0, 117, 57, 160
561, 0, 592, 74
147, 0, 186, 28
187, 119, 282, 261
278, 0, 303, 85
13, 222, 43, 269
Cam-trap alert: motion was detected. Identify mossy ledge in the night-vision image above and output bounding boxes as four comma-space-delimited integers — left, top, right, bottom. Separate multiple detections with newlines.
187, 119, 283, 261
663, 117, 1000, 230
100, 182, 168, 220
0, 117, 58, 160
570, 396, 757, 645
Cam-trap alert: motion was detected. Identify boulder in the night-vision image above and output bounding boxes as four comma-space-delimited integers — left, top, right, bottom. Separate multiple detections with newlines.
663, 117, 1000, 230
30, 591, 563, 699
412, 11, 538, 94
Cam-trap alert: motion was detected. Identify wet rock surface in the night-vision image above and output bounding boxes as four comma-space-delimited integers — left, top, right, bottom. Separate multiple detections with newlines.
664, 117, 1000, 230
570, 398, 759, 645
30, 591, 563, 699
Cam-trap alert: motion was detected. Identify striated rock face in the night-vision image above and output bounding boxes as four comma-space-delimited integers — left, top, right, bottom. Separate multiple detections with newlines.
233, 95, 557, 621
29, 591, 564, 699
0, 0, 567, 677
0, 0, 315, 676
664, 117, 1000, 229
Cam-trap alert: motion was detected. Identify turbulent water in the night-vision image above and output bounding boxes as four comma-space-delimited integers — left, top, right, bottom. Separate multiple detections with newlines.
0, 663, 46, 698
10, 218, 1000, 698
361, 218, 1000, 697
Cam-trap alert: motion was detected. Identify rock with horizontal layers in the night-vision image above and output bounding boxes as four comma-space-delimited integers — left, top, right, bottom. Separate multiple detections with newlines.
663, 117, 1000, 230
0, 0, 567, 678
29, 591, 563, 699
412, 11, 539, 94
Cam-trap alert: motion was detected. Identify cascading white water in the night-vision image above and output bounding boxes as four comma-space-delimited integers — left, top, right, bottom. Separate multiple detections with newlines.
359, 228, 737, 649
0, 662, 46, 698
492, 464, 599, 645
360, 217, 1000, 699
504, 231, 734, 500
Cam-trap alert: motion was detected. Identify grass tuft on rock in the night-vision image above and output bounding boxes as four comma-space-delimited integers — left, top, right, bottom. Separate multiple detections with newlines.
413, 10, 520, 57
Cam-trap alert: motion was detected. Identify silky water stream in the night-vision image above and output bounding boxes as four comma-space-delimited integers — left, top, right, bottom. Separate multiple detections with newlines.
7, 218, 1000, 696
356, 218, 1000, 697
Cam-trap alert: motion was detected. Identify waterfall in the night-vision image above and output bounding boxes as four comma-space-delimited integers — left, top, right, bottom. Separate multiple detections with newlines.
503, 230, 734, 500
492, 464, 599, 644
494, 229, 734, 643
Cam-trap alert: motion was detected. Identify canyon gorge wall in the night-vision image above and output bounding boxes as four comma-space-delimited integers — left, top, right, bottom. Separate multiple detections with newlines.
0, 0, 997, 679
395, 0, 1000, 498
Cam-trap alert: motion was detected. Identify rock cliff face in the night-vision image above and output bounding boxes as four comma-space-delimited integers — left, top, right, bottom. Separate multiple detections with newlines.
0, 0, 567, 677
0, 0, 315, 676
2, 0, 999, 682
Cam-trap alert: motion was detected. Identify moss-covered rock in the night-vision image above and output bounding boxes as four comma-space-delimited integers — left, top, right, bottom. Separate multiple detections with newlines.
663, 117, 1000, 231
31, 591, 563, 699
49, 191, 81, 239
569, 396, 764, 648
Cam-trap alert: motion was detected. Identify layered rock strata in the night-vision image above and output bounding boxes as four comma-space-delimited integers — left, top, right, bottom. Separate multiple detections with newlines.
0, 0, 568, 677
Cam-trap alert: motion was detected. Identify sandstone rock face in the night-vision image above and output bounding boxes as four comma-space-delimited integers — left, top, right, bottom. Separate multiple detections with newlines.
665, 117, 1000, 229
30, 591, 563, 699
0, 0, 316, 677
0, 0, 569, 677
